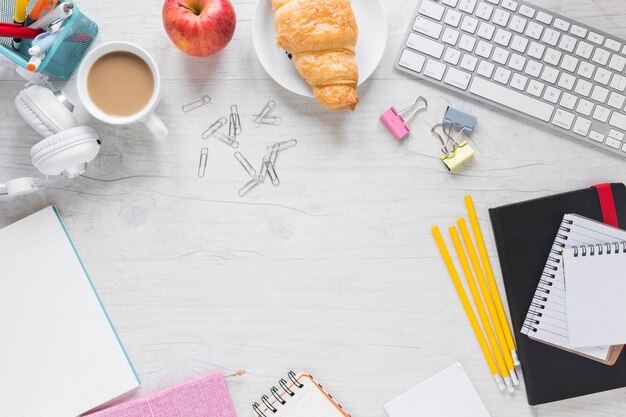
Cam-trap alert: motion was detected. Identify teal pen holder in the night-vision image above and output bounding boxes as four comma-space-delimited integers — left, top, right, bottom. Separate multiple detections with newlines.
0, 1, 98, 80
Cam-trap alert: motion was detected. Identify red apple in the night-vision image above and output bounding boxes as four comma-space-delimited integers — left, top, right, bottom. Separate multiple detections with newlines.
162, 0, 236, 57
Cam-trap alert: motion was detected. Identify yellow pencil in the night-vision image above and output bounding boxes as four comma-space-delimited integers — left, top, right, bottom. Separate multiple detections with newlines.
458, 218, 519, 387
432, 226, 505, 391
465, 195, 520, 367
450, 226, 514, 393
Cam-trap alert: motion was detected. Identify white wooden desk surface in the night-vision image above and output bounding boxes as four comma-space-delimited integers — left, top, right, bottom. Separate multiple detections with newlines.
2, 0, 626, 416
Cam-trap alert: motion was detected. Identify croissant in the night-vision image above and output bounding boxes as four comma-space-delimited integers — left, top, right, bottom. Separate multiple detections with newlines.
272, 0, 359, 111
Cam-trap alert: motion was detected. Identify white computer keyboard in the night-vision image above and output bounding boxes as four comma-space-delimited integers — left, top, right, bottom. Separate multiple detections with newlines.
395, 0, 626, 157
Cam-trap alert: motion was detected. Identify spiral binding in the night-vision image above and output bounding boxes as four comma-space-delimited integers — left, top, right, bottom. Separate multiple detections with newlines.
521, 217, 573, 335
253, 371, 305, 417
572, 241, 626, 257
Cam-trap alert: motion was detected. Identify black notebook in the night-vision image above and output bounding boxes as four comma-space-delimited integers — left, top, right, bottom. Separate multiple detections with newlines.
489, 183, 626, 405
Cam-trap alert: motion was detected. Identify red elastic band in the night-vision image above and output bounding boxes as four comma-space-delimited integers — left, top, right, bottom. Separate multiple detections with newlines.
592, 183, 619, 227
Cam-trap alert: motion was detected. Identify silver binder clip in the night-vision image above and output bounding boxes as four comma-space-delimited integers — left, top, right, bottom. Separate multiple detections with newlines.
198, 147, 208, 177
235, 152, 256, 177
182, 95, 211, 112
229, 104, 242, 139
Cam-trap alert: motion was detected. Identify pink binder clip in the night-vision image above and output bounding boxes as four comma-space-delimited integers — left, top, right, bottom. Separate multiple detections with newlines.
380, 96, 428, 140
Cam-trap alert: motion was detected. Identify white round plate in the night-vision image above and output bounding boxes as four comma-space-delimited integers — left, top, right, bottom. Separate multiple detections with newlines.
253, 0, 388, 97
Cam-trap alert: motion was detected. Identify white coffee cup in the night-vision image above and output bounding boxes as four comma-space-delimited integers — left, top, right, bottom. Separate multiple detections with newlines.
76, 41, 169, 139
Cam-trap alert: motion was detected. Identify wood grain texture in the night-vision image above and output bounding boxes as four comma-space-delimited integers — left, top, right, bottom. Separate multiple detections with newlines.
2, 0, 626, 416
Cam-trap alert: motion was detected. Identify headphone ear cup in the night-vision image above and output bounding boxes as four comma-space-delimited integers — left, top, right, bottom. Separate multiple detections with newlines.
31, 126, 100, 177
15, 85, 77, 137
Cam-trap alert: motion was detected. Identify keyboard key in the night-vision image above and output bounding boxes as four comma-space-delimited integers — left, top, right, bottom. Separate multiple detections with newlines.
470, 77, 554, 121
509, 53, 526, 71
475, 40, 493, 58
577, 61, 596, 79
527, 79, 545, 97
399, 50, 426, 73
510, 16, 527, 33
542, 28, 560, 47
608, 92, 626, 109
511, 35, 529, 53
442, 0, 458, 6
407, 33, 445, 58
510, 73, 528, 90
525, 60, 543, 77
591, 86, 609, 103
609, 55, 626, 72
459, 0, 477, 13
588, 32, 604, 45
477, 60, 495, 77
573, 117, 592, 136
570, 25, 587, 38
560, 54, 578, 72
494, 66, 512, 84
493, 9, 510, 27
476, 2, 494, 20
609, 129, 625, 141
459, 34, 477, 52
589, 131, 605, 142
574, 79, 593, 97
606, 137, 622, 149
413, 17, 444, 39
575, 41, 593, 59
610, 74, 626, 92
558, 73, 576, 91
494, 29, 512, 46
552, 109, 576, 129
461, 16, 479, 34
419, 0, 445, 21
536, 11, 553, 25
501, 0, 518, 11
461, 54, 479, 71
605, 38, 622, 52
477, 22, 496, 40
485, 0, 500, 4
423, 59, 447, 80
528, 42, 545, 59
544, 48, 562, 66
525, 22, 544, 40
444, 67, 472, 90
559, 35, 577, 53
560, 92, 577, 109
553, 18, 570, 32
442, 28, 460, 45
541, 66, 559, 84
594, 68, 611, 85
576, 99, 594, 116
593, 105, 611, 122
444, 48, 462, 65
444, 9, 462, 28
591, 48, 610, 66
519, 5, 535, 18
492, 47, 510, 64
544, 86, 562, 103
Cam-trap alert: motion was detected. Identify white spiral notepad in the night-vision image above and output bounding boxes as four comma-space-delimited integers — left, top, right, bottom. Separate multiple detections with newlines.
0, 207, 139, 417
252, 371, 349, 417
522, 213, 626, 364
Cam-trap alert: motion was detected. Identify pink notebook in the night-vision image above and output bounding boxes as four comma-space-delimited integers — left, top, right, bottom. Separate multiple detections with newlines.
86, 371, 237, 417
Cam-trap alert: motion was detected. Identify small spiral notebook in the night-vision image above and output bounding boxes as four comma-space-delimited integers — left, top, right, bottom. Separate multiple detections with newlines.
564, 239, 626, 348
252, 371, 349, 417
522, 213, 626, 364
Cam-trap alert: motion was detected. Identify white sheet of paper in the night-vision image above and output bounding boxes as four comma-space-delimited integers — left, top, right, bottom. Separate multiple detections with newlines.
383, 363, 491, 417
0, 207, 139, 417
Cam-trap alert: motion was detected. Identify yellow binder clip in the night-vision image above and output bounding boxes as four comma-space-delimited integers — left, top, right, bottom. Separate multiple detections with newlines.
431, 123, 475, 171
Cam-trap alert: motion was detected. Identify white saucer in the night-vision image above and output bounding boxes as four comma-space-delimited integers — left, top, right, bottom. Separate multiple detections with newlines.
252, 0, 388, 97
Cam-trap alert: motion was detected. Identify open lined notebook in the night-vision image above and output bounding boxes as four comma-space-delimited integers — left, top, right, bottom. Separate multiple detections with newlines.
522, 214, 626, 364
0, 207, 139, 417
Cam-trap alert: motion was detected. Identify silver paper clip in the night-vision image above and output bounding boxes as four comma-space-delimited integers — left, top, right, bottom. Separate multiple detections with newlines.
239, 176, 260, 197
268, 139, 297, 152
215, 132, 240, 148
253, 100, 282, 125
198, 147, 208, 177
259, 155, 270, 182
202, 117, 228, 139
252, 115, 282, 125
235, 152, 256, 177
267, 162, 280, 186
183, 95, 211, 112
229, 104, 242, 139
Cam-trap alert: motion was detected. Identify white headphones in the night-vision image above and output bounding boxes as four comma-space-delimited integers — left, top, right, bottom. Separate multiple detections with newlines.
1, 84, 101, 196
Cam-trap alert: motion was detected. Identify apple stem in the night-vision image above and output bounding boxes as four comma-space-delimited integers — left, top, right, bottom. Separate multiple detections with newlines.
177, 2, 199, 15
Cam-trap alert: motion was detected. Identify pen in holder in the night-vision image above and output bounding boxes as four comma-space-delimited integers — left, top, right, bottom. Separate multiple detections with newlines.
431, 107, 477, 171
0, 1, 98, 80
